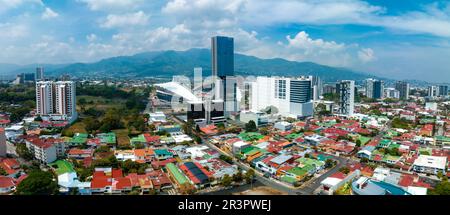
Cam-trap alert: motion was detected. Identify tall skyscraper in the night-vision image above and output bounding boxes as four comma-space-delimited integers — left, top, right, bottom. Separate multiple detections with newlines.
36, 81, 77, 119
0, 127, 6, 157
55, 81, 77, 117
211, 36, 234, 78
36, 81, 54, 115
365, 78, 384, 99
211, 36, 237, 116
395, 81, 410, 100
338, 80, 355, 116
36, 67, 44, 81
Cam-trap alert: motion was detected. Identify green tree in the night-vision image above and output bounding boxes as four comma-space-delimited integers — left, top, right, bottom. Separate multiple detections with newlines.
16, 170, 58, 195
325, 159, 335, 168
339, 167, 350, 174
219, 155, 233, 164
221, 174, 233, 187
429, 181, 450, 195
245, 120, 258, 132
244, 169, 255, 184
16, 143, 33, 161
232, 171, 243, 182
0, 167, 7, 176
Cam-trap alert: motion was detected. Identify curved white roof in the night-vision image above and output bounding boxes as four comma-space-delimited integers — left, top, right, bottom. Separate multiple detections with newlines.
156, 81, 200, 102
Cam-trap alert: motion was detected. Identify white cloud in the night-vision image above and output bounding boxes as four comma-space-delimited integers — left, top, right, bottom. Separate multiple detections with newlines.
41, 7, 59, 20
100, 11, 150, 28
79, 0, 145, 11
0, 0, 43, 13
86, 34, 97, 43
0, 23, 28, 39
358, 48, 376, 63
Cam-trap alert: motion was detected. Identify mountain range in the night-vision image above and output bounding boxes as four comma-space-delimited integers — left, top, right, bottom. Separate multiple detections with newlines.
1, 48, 379, 82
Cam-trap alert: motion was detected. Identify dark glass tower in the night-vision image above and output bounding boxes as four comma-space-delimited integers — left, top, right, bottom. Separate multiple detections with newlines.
211, 36, 237, 115
211, 36, 234, 78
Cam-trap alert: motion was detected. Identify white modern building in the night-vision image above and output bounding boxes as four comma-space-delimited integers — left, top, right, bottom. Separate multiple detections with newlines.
249, 76, 314, 118
428, 86, 439, 97
25, 138, 57, 164
36, 81, 77, 121
412, 155, 447, 175
54, 81, 77, 117
338, 80, 355, 116
36, 81, 54, 115
384, 88, 400, 99
239, 111, 269, 127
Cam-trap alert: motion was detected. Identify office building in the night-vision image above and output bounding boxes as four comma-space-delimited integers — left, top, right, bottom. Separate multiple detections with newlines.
187, 101, 206, 123
36, 81, 54, 116
211, 36, 234, 78
0, 128, 6, 157
365, 79, 384, 99
338, 80, 355, 116
36, 81, 77, 119
438, 85, 448, 97
250, 76, 314, 118
36, 67, 44, 81
395, 81, 410, 100
211, 36, 237, 116
310, 76, 323, 101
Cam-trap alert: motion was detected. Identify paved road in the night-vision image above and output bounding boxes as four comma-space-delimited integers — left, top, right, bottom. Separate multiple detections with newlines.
169, 114, 350, 195
300, 155, 349, 194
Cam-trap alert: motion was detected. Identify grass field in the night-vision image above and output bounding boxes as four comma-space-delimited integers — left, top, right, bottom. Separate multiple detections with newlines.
113, 129, 131, 147
50, 160, 75, 175
77, 95, 126, 112
65, 121, 87, 134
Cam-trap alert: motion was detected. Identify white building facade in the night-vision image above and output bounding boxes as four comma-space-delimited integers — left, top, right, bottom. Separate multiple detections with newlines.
249, 76, 314, 118
36, 81, 77, 120
338, 80, 355, 116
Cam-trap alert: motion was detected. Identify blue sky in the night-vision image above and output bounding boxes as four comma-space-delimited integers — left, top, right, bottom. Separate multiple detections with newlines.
0, 0, 449, 82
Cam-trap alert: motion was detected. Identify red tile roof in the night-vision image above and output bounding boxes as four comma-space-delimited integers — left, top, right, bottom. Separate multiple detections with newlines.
0, 176, 15, 188
114, 177, 132, 190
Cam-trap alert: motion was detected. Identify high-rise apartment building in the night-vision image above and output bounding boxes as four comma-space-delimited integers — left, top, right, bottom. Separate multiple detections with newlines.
428, 86, 439, 97
338, 80, 355, 116
395, 81, 410, 100
36, 81, 54, 116
36, 81, 77, 119
365, 79, 384, 99
54, 81, 77, 117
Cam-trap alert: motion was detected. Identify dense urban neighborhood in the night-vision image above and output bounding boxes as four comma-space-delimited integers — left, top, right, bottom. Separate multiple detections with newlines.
0, 36, 449, 196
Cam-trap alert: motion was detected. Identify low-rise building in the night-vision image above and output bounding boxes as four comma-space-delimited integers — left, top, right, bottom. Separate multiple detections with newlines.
412, 155, 447, 175
25, 137, 57, 164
